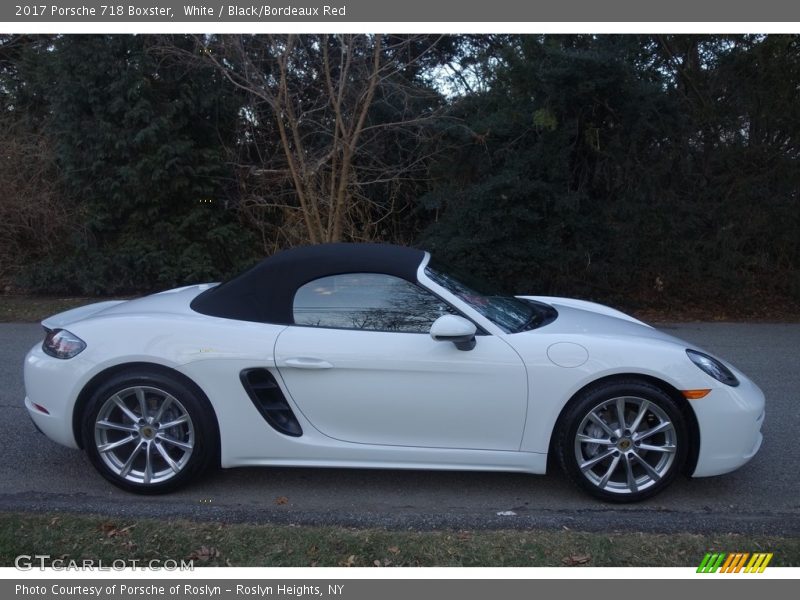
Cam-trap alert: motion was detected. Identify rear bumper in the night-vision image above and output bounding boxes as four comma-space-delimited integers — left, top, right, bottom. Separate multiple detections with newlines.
24, 344, 82, 449
690, 375, 765, 477
26, 400, 45, 435
25, 395, 79, 448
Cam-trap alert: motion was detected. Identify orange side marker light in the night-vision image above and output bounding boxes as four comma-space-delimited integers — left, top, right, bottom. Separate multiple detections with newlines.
682, 389, 711, 400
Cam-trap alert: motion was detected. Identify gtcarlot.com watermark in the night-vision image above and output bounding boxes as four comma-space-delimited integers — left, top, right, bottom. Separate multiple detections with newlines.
15, 554, 194, 571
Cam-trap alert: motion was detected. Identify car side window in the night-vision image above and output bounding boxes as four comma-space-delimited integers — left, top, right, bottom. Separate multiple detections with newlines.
293, 273, 455, 333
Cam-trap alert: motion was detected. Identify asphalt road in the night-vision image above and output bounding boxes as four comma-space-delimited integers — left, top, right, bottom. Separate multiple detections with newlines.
1, 322, 798, 534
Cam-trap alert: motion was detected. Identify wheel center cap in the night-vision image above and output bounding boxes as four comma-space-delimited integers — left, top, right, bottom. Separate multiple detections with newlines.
140, 426, 156, 440
618, 438, 632, 451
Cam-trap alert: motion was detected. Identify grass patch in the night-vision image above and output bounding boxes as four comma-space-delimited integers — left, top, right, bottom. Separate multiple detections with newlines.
0, 512, 797, 567
0, 296, 120, 322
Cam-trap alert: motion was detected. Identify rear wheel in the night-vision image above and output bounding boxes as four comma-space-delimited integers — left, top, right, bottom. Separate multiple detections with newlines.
556, 380, 687, 502
82, 370, 216, 494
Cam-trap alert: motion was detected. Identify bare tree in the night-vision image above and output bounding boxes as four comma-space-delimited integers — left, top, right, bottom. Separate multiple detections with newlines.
176, 34, 448, 247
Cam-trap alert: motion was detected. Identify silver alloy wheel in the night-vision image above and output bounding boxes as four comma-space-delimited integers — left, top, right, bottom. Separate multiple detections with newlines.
573, 396, 677, 495
93, 386, 195, 485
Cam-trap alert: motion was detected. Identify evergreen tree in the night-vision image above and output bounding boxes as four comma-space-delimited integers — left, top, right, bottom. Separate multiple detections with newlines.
24, 35, 256, 294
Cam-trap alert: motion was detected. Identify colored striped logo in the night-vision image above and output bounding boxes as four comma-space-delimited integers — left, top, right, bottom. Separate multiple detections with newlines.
696, 552, 773, 573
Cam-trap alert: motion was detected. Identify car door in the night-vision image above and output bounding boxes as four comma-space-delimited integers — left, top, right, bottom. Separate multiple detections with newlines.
274, 273, 528, 450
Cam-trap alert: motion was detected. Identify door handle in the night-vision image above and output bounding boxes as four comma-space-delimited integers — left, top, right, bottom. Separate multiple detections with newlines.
283, 357, 334, 369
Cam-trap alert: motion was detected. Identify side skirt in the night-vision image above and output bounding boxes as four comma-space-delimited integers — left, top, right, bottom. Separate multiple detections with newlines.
224, 450, 547, 475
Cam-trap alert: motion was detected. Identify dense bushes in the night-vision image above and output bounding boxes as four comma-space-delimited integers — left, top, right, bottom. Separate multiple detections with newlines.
0, 34, 798, 310
419, 35, 800, 311
3, 35, 257, 294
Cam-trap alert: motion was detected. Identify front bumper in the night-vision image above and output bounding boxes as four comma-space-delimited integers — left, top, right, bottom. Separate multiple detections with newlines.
690, 374, 765, 477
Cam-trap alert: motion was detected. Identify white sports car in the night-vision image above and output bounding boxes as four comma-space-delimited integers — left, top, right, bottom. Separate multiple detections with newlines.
24, 243, 764, 502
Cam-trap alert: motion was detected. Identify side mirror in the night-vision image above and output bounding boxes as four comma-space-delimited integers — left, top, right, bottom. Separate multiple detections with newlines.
430, 314, 477, 351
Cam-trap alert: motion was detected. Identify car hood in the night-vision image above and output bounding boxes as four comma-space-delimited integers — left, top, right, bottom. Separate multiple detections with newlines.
522, 296, 687, 346
41, 284, 216, 329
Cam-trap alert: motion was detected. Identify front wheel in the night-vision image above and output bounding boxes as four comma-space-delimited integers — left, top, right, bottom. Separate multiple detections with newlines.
82, 370, 217, 494
556, 380, 688, 502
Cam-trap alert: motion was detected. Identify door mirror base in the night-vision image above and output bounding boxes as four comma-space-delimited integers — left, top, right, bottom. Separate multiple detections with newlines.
430, 315, 477, 351
453, 338, 476, 351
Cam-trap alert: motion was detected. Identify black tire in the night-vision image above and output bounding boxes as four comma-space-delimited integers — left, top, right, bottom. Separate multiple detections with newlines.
81, 369, 217, 494
555, 379, 688, 503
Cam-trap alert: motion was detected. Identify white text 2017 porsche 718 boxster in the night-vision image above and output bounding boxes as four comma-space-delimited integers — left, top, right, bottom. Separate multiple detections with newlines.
24, 243, 765, 501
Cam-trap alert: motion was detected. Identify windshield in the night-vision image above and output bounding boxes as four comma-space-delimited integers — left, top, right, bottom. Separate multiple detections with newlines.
424, 261, 557, 333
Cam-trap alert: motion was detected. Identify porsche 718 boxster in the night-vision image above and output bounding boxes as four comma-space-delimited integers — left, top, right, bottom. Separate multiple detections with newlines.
24, 243, 765, 501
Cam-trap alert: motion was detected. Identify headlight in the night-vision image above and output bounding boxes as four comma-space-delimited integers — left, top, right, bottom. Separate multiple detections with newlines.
686, 349, 739, 387
43, 329, 86, 359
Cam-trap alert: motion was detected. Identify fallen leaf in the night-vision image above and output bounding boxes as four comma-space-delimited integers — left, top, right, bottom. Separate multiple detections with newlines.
339, 554, 357, 567
99, 522, 132, 538
373, 560, 381, 567
187, 546, 221, 562
275, 496, 289, 505
99, 522, 117, 536
387, 546, 400, 555
562, 554, 592, 566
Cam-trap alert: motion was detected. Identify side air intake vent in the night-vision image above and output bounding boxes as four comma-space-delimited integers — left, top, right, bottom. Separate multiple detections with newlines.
240, 368, 302, 437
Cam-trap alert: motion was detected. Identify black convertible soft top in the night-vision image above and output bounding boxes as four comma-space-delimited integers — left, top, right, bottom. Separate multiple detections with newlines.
190, 243, 426, 324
